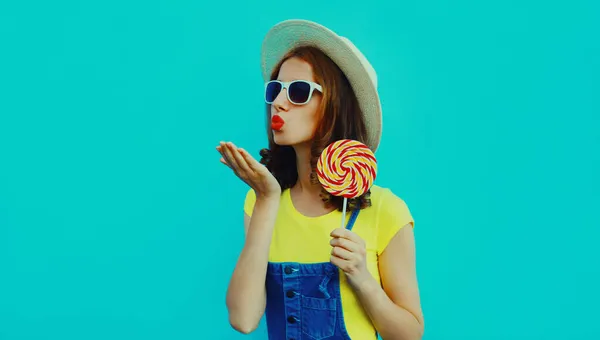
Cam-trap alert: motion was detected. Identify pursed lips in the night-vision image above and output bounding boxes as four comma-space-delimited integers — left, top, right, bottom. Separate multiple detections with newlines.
271, 115, 285, 131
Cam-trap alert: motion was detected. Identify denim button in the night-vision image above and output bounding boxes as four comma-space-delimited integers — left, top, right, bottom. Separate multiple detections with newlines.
284, 266, 293, 274
287, 315, 297, 323
286, 290, 295, 298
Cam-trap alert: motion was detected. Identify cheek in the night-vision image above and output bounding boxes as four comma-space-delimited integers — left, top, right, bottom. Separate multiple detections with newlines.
284, 104, 320, 135
307, 105, 320, 132
292, 117, 315, 132
299, 109, 319, 133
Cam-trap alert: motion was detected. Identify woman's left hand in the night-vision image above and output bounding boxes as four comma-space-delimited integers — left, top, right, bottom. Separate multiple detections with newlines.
329, 228, 373, 291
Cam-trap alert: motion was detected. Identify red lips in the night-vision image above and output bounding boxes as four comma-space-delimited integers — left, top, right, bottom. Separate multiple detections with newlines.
271, 115, 285, 131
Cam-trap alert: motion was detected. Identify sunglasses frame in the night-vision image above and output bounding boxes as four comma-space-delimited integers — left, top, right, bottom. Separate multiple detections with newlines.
264, 80, 323, 105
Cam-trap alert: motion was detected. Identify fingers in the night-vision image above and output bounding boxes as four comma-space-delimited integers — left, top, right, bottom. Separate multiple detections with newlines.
220, 142, 240, 171
228, 143, 252, 174
216, 144, 233, 167
219, 156, 231, 168
219, 142, 248, 180
239, 148, 265, 172
330, 235, 363, 254
217, 144, 264, 175
329, 254, 349, 270
216, 142, 257, 184
330, 228, 366, 248
216, 145, 231, 167
330, 235, 367, 277
331, 245, 353, 260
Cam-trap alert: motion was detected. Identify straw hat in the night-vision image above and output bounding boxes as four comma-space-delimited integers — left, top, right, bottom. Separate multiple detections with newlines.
261, 19, 383, 152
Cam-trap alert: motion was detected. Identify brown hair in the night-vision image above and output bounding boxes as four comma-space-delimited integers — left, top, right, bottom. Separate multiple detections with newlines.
259, 46, 372, 211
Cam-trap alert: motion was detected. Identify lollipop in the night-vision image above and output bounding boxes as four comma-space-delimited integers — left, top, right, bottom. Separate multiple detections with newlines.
317, 139, 377, 227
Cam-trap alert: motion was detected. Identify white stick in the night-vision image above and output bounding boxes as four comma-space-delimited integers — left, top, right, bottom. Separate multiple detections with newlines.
341, 197, 347, 229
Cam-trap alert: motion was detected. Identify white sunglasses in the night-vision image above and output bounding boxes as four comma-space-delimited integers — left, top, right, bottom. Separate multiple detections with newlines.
264, 80, 323, 105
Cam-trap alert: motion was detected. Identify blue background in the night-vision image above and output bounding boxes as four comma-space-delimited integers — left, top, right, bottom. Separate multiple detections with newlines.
1, 0, 598, 339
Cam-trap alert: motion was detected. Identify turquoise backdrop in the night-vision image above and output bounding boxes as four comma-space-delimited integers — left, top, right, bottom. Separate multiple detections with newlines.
1, 0, 598, 339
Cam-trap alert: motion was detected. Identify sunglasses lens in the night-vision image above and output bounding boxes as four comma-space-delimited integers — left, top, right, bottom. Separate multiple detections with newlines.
289, 81, 311, 104
265, 81, 282, 103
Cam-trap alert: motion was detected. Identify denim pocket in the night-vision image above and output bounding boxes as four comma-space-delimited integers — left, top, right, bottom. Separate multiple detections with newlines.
300, 295, 337, 340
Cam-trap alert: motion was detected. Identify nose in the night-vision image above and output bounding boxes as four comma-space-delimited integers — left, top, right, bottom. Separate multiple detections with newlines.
272, 87, 289, 112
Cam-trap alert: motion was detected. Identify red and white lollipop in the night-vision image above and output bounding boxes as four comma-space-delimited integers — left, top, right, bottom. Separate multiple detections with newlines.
317, 139, 377, 226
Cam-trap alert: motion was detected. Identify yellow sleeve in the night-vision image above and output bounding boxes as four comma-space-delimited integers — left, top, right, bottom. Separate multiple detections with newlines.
243, 188, 256, 217
376, 189, 415, 254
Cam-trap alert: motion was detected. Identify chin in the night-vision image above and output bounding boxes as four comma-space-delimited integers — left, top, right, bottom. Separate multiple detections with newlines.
273, 131, 309, 146
273, 133, 292, 146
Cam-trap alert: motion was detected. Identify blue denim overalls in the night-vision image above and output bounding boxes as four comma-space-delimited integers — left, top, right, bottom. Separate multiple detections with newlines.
264, 209, 363, 340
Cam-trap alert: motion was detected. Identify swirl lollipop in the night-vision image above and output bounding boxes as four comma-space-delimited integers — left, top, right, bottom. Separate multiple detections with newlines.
317, 139, 377, 227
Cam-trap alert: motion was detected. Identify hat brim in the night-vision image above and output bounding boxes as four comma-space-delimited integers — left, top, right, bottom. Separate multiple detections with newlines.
261, 19, 382, 152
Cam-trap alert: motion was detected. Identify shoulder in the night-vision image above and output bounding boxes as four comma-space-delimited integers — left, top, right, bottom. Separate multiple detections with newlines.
367, 185, 415, 254
243, 188, 256, 216
369, 185, 411, 215
242, 188, 287, 217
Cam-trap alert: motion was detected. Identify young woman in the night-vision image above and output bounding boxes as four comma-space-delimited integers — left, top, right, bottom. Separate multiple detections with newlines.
218, 20, 424, 340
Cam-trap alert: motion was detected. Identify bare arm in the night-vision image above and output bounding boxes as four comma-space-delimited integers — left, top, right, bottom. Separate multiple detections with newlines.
217, 141, 282, 334
225, 197, 279, 333
352, 224, 424, 340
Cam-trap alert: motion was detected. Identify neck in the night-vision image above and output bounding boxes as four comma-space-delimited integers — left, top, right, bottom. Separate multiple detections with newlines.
293, 143, 321, 195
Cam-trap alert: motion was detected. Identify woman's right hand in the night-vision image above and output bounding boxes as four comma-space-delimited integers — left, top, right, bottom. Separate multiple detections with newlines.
216, 141, 281, 199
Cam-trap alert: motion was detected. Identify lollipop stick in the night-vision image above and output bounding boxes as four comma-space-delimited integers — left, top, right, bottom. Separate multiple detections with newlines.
341, 197, 347, 229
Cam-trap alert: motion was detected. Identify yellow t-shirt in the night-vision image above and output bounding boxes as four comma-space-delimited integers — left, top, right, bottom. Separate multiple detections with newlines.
243, 185, 414, 340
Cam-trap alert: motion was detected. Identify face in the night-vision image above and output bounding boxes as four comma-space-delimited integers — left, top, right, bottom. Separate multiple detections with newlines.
269, 57, 322, 146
